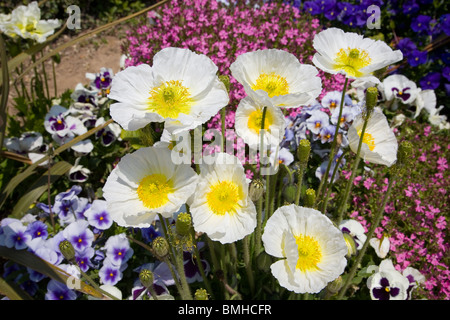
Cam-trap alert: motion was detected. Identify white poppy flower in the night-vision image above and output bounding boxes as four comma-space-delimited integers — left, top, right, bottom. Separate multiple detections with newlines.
187, 152, 257, 244
102, 146, 198, 228
0, 1, 61, 43
262, 204, 348, 294
108, 47, 229, 131
230, 48, 322, 108
235, 96, 286, 150
312, 28, 403, 83
347, 107, 398, 167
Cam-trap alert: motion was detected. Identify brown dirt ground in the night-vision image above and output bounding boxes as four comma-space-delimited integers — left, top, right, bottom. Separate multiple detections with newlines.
7, 28, 128, 116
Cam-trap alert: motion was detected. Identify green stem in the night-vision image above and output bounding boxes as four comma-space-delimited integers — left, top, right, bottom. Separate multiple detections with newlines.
52, 59, 57, 97
175, 247, 193, 300
315, 77, 348, 208
243, 235, 255, 296
221, 107, 226, 152
254, 191, 264, 259
320, 149, 348, 214
294, 164, 305, 206
335, 111, 370, 226
76, 265, 119, 300
337, 174, 397, 299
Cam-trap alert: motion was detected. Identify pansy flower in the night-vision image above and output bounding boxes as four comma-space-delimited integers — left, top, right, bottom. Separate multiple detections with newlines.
1, 220, 30, 250
4, 132, 43, 157
382, 74, 418, 105
339, 219, 367, 250
25, 220, 48, 240
62, 220, 94, 252
99, 258, 123, 286
367, 259, 410, 300
312, 27, 403, 83
84, 199, 113, 230
230, 48, 322, 108
45, 279, 77, 300
86, 67, 114, 94
321, 90, 352, 114
188, 152, 257, 244
74, 247, 95, 272
104, 233, 133, 267
306, 109, 330, 135
347, 107, 398, 167
108, 47, 229, 131
262, 204, 347, 294
102, 146, 198, 228
402, 267, 425, 300
94, 117, 122, 147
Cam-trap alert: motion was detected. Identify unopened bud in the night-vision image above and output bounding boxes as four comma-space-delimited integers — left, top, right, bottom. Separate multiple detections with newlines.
365, 87, 378, 114
256, 251, 272, 272
297, 139, 311, 165
176, 212, 192, 237
327, 276, 343, 294
249, 178, 264, 201
343, 233, 357, 258
283, 184, 298, 203
218, 75, 230, 93
194, 288, 209, 300
304, 188, 316, 208
397, 140, 413, 167
152, 236, 169, 259
59, 240, 75, 262
139, 269, 154, 288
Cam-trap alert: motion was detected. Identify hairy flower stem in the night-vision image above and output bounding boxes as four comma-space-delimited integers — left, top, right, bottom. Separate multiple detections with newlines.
221, 107, 227, 152
255, 106, 268, 257
315, 77, 348, 209
294, 164, 306, 206
243, 235, 255, 296
337, 174, 397, 299
191, 230, 214, 298
175, 247, 193, 300
335, 111, 371, 226
320, 149, 347, 213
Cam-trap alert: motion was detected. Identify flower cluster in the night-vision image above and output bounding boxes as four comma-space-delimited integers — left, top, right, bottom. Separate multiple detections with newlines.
0, 1, 61, 43
347, 119, 449, 299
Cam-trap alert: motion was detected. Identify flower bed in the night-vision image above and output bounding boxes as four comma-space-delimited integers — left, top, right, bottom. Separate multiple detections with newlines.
0, 0, 448, 302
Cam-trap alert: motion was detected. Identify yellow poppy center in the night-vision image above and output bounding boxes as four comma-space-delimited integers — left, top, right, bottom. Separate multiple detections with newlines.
252, 72, 289, 98
358, 130, 376, 151
148, 80, 193, 119
137, 173, 174, 209
334, 47, 372, 77
206, 180, 243, 216
294, 234, 322, 272
247, 108, 274, 133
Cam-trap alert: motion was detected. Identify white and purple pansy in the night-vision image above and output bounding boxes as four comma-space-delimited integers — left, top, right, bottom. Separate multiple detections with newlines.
103, 233, 134, 268
367, 259, 410, 300
383, 74, 418, 105
84, 199, 113, 230
62, 220, 94, 252
306, 109, 330, 135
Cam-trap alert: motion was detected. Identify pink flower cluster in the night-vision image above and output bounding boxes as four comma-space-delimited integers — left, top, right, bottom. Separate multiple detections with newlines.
347, 120, 450, 300
124, 0, 346, 119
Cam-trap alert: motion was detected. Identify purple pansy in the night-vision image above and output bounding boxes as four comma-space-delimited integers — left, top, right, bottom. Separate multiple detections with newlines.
99, 259, 123, 286
411, 15, 432, 33
408, 49, 427, 67
306, 109, 330, 135
84, 199, 113, 230
1, 220, 30, 250
45, 279, 77, 300
367, 259, 410, 300
420, 72, 441, 90
62, 220, 94, 252
103, 233, 134, 267
25, 220, 48, 240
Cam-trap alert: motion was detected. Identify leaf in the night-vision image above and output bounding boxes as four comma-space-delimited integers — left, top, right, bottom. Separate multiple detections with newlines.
11, 160, 72, 219
0, 119, 114, 209
0, 276, 33, 300
0, 246, 104, 299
